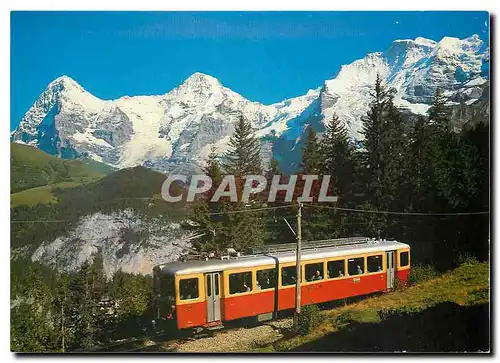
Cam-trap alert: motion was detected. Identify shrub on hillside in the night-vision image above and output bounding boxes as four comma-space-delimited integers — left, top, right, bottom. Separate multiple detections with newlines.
295, 304, 321, 336
393, 276, 406, 291
454, 252, 478, 267
408, 264, 439, 286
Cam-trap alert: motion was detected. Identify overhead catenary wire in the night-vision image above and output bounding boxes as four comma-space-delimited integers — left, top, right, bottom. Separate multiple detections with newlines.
10, 205, 295, 223
303, 203, 490, 216
205, 204, 293, 216
10, 203, 489, 223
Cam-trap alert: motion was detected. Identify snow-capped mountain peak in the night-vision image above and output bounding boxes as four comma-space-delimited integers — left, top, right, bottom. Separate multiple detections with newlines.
12, 34, 489, 173
180, 72, 221, 89
49, 74, 81, 89
165, 71, 243, 108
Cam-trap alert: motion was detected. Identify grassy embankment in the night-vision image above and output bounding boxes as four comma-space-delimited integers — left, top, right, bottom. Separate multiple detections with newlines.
258, 260, 489, 352
10, 143, 113, 207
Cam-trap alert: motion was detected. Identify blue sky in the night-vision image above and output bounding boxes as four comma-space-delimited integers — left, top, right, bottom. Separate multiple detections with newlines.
11, 11, 489, 130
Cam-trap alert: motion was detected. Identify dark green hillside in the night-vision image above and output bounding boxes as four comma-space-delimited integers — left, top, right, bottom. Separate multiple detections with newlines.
52, 165, 186, 219
11, 165, 187, 250
11, 143, 114, 194
11, 165, 188, 308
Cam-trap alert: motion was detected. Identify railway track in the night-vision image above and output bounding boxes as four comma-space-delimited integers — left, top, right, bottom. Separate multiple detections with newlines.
76, 293, 382, 353
72, 331, 176, 353
77, 326, 219, 352
127, 329, 221, 352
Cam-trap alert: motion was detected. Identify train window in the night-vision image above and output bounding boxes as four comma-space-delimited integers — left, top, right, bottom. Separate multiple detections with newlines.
229, 271, 253, 294
256, 268, 276, 290
400, 251, 409, 267
305, 262, 324, 282
179, 278, 199, 300
348, 257, 365, 275
327, 260, 345, 279
159, 276, 175, 304
215, 274, 219, 295
206, 275, 211, 297
281, 266, 297, 286
367, 255, 383, 273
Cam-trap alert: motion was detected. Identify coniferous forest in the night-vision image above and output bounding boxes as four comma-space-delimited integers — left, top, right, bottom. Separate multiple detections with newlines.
11, 75, 489, 352
192, 75, 489, 271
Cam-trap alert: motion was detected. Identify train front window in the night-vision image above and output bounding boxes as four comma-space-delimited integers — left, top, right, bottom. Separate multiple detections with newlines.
305, 262, 324, 282
256, 268, 276, 290
327, 260, 345, 278
179, 278, 199, 300
281, 266, 296, 286
400, 251, 409, 267
348, 257, 365, 275
229, 271, 252, 294
160, 276, 176, 304
367, 255, 383, 273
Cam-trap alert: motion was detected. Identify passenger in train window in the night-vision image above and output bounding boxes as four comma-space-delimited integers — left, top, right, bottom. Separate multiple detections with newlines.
229, 272, 252, 294
179, 278, 198, 300
327, 260, 345, 278
367, 255, 383, 273
257, 269, 276, 290
305, 262, 324, 282
314, 270, 323, 280
281, 266, 297, 286
348, 258, 364, 275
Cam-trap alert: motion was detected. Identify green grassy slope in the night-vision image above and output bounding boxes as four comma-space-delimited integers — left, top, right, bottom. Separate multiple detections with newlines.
10, 143, 117, 207
263, 260, 489, 352
10, 143, 114, 194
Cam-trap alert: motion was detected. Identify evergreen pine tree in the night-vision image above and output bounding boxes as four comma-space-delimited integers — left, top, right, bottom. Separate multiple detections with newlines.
52, 273, 71, 352
11, 266, 57, 352
204, 146, 222, 185
109, 271, 152, 338
428, 88, 451, 132
427, 87, 460, 210
190, 147, 230, 253
301, 126, 321, 174
360, 74, 393, 205
404, 115, 437, 212
68, 262, 98, 350
193, 123, 266, 252
359, 74, 403, 235
320, 113, 351, 196
222, 114, 262, 175
221, 114, 266, 250
268, 158, 281, 175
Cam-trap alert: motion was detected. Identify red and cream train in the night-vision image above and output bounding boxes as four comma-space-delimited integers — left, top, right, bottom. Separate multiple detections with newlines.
153, 238, 411, 330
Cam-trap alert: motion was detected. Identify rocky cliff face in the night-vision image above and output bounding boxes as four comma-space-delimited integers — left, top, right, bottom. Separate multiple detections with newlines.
30, 209, 191, 278
12, 35, 489, 174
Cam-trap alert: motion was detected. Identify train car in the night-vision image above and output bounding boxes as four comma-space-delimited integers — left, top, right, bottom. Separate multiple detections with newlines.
153, 238, 410, 330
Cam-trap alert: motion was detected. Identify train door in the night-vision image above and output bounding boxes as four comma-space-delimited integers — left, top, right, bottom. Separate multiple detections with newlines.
386, 251, 396, 289
205, 272, 221, 323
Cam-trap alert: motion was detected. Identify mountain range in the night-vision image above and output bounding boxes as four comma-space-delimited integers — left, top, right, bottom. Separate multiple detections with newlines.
12, 34, 489, 174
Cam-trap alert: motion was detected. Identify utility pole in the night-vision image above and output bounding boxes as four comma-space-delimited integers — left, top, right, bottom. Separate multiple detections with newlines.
294, 202, 302, 329
61, 300, 65, 353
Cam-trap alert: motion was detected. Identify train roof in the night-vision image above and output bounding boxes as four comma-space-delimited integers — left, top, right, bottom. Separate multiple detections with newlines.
155, 239, 410, 276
